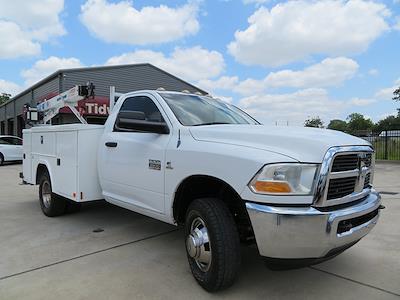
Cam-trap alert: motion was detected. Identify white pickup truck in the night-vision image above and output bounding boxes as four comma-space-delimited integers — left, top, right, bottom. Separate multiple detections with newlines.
22, 90, 382, 292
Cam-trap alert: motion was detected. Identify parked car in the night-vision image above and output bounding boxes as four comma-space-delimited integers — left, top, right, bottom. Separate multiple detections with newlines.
0, 135, 23, 165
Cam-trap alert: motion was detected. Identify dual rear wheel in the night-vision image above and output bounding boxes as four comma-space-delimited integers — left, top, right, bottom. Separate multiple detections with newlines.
38, 171, 81, 217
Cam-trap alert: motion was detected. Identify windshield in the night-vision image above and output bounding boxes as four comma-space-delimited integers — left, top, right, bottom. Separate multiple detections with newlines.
160, 93, 259, 126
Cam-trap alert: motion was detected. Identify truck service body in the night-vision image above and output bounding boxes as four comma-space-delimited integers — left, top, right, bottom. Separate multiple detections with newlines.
22, 89, 382, 292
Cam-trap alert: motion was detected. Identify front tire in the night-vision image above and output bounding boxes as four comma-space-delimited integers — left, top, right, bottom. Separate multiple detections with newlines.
185, 198, 241, 292
39, 171, 66, 217
0, 153, 4, 166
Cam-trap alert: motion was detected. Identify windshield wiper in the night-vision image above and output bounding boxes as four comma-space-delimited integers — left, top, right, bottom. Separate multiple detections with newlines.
192, 122, 231, 126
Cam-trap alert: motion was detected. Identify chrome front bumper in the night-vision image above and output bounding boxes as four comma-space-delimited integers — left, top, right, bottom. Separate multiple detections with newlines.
246, 190, 381, 259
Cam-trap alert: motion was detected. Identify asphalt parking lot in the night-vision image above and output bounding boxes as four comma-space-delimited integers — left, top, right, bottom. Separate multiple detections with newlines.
0, 163, 399, 299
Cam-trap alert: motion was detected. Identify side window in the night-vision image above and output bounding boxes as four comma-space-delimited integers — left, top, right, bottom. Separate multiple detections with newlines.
1, 137, 13, 145
1, 137, 21, 145
0, 138, 8, 145
120, 96, 164, 123
13, 138, 23, 145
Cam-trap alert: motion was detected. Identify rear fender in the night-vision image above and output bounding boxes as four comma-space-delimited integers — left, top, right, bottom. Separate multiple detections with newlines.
34, 160, 54, 185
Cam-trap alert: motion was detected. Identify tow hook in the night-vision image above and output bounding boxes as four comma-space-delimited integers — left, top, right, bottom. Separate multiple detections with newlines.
379, 204, 386, 210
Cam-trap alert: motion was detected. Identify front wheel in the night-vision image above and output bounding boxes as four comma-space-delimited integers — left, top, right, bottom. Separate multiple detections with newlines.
39, 171, 66, 217
185, 198, 241, 292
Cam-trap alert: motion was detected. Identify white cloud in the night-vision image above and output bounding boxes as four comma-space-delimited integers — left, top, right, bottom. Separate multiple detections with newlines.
0, 21, 41, 59
228, 0, 390, 67
238, 88, 344, 125
349, 97, 376, 106
377, 112, 396, 121
80, 0, 199, 45
198, 76, 239, 92
21, 56, 84, 86
106, 46, 225, 82
263, 57, 359, 88
200, 57, 358, 96
0, 0, 65, 58
0, 79, 22, 96
395, 17, 400, 30
368, 69, 379, 76
243, 0, 269, 5
375, 87, 395, 100
235, 74, 399, 125
375, 78, 400, 100
235, 78, 266, 96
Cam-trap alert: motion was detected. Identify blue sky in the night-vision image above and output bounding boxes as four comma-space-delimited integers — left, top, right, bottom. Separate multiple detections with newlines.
0, 0, 399, 125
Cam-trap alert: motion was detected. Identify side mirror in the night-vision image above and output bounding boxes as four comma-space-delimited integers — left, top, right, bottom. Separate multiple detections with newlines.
115, 110, 169, 134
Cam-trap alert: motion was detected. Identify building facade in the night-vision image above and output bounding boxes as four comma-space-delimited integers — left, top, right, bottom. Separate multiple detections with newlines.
0, 63, 206, 137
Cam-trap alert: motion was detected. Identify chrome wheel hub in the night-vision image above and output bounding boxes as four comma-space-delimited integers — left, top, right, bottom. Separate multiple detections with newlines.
42, 181, 52, 209
186, 217, 211, 272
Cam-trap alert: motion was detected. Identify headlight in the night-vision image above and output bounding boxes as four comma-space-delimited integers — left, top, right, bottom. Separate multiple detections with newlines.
249, 163, 319, 195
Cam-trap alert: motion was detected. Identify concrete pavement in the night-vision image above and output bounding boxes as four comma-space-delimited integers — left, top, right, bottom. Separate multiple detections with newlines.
0, 162, 399, 299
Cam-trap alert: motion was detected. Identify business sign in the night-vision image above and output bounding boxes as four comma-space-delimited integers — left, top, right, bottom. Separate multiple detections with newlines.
59, 96, 110, 116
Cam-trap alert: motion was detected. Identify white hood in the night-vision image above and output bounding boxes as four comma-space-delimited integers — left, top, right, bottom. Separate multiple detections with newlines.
189, 125, 371, 163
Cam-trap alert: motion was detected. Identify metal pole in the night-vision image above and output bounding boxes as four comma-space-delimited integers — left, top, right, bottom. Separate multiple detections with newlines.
385, 130, 388, 160
109, 86, 115, 112
67, 105, 87, 124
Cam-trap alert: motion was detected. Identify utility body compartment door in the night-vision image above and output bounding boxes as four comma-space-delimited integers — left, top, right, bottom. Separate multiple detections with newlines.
27, 124, 104, 202
22, 131, 32, 183
53, 131, 78, 199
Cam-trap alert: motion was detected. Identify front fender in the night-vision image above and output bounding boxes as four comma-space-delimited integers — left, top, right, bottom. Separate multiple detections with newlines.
165, 138, 299, 220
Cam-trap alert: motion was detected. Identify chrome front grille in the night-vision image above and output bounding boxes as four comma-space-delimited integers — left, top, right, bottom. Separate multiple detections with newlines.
331, 154, 358, 172
365, 153, 372, 167
327, 177, 357, 200
331, 153, 372, 172
313, 146, 375, 207
364, 173, 371, 189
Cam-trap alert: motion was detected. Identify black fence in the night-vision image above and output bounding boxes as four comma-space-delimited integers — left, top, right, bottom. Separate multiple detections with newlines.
355, 130, 400, 160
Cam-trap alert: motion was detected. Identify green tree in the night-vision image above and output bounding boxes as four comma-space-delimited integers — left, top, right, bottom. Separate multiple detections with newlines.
346, 113, 374, 135
0, 93, 11, 105
304, 116, 324, 128
393, 86, 400, 115
393, 86, 400, 102
374, 115, 400, 132
327, 119, 348, 132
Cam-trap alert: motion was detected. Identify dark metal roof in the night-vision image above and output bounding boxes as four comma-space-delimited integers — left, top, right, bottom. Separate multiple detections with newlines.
0, 63, 207, 108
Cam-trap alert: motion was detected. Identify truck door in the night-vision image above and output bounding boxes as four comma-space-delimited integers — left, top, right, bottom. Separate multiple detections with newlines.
99, 95, 171, 214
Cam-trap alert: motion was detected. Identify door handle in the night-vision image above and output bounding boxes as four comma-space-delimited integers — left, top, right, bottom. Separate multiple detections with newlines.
105, 142, 118, 148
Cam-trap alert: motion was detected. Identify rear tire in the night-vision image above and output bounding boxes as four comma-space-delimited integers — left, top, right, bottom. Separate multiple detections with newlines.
39, 171, 66, 217
184, 198, 241, 292
0, 153, 4, 166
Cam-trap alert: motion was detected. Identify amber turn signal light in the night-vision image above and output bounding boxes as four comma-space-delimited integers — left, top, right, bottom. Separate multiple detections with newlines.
254, 181, 292, 193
